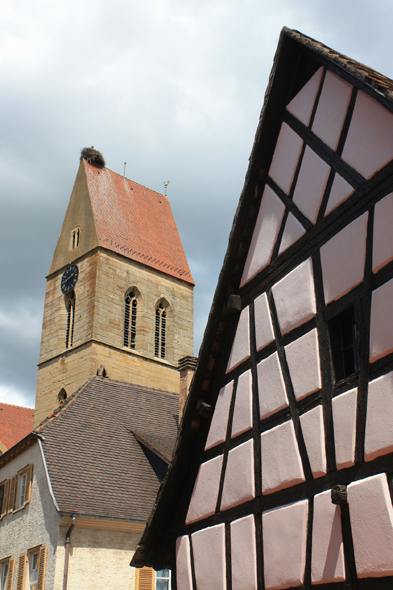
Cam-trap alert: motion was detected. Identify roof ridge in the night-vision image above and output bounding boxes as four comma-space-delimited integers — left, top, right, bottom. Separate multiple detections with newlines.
0, 402, 34, 410
284, 28, 393, 101
34, 376, 98, 433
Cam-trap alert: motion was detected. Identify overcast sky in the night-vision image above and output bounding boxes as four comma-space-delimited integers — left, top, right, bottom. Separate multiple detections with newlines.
1, 0, 393, 409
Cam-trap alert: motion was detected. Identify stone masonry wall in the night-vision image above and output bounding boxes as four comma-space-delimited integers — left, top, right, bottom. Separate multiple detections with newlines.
93, 250, 194, 362
35, 342, 182, 426
35, 249, 193, 426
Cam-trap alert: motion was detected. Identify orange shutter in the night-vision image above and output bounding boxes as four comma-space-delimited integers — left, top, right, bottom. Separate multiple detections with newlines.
8, 476, 17, 513
1, 480, 9, 517
37, 546, 47, 590
6, 557, 15, 590
24, 465, 33, 505
135, 567, 154, 590
16, 554, 27, 590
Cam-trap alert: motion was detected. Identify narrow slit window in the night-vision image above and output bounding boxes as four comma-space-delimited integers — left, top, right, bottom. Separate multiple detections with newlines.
70, 228, 80, 250
124, 292, 137, 349
65, 293, 75, 349
155, 304, 167, 359
328, 306, 359, 382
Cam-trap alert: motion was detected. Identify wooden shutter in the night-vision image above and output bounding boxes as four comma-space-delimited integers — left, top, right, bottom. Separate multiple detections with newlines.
135, 567, 154, 590
37, 546, 47, 590
24, 465, 33, 505
1, 480, 9, 516
8, 476, 17, 513
16, 554, 27, 590
6, 557, 15, 590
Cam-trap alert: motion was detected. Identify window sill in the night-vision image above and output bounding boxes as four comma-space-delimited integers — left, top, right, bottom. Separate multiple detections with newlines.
11, 505, 25, 515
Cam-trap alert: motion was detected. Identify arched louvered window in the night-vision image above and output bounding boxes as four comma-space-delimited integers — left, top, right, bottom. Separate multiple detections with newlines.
155, 304, 167, 359
124, 292, 137, 349
65, 293, 75, 349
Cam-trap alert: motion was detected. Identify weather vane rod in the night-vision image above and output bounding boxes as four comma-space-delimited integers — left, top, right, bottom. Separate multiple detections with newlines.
164, 180, 170, 196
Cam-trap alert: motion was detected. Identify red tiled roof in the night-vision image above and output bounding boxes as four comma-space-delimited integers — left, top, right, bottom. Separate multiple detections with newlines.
84, 160, 194, 285
0, 403, 34, 451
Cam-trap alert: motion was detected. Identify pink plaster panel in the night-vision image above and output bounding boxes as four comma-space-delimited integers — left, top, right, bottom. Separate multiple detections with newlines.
272, 258, 316, 334
286, 67, 323, 127
373, 193, 393, 272
257, 352, 288, 420
348, 473, 393, 577
311, 490, 345, 584
261, 420, 305, 494
325, 173, 354, 215
205, 381, 234, 450
263, 500, 308, 589
186, 455, 223, 524
332, 388, 357, 469
176, 536, 193, 590
365, 372, 393, 461
312, 70, 352, 150
342, 91, 393, 178
254, 292, 275, 351
293, 146, 331, 223
268, 123, 304, 194
369, 279, 393, 362
278, 213, 306, 255
299, 405, 326, 478
191, 524, 226, 590
320, 213, 368, 304
240, 187, 285, 286
226, 307, 250, 372
221, 439, 255, 511
231, 515, 258, 590
285, 329, 321, 401
231, 370, 253, 437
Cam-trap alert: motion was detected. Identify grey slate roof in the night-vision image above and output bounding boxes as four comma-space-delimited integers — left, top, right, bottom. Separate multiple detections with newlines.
37, 377, 179, 521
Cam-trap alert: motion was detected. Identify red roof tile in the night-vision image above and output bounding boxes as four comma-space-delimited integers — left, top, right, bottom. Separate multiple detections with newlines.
0, 403, 34, 451
84, 160, 194, 285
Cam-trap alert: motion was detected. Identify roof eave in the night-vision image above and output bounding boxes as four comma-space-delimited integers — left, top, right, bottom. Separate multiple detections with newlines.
0, 432, 43, 467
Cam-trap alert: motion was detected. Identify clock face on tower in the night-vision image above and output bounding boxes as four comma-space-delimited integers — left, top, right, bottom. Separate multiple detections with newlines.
61, 264, 79, 294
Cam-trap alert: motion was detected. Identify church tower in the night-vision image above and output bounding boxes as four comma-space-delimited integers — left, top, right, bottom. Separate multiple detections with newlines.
34, 148, 194, 426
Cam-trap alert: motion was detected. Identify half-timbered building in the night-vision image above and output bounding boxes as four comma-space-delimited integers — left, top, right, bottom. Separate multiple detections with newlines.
132, 28, 393, 589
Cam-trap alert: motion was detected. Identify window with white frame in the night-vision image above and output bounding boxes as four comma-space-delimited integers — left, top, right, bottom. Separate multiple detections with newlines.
28, 552, 39, 590
7, 465, 33, 513
0, 559, 10, 590
19, 472, 27, 508
155, 569, 171, 590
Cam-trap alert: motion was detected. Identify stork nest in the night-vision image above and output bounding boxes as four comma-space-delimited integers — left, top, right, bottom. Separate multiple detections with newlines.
80, 147, 106, 168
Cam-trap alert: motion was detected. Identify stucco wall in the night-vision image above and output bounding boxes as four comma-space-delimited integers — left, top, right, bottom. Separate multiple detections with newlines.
53, 527, 141, 590
0, 442, 61, 590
